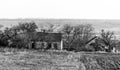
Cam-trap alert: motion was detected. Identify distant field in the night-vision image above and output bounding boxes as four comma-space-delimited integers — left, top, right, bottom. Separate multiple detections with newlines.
1, 19, 120, 35
0, 48, 120, 70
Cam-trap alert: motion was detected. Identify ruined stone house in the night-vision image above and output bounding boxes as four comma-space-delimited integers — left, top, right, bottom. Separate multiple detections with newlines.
15, 32, 63, 50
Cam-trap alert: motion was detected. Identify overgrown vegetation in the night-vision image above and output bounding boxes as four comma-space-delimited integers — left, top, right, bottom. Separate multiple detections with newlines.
61, 24, 95, 51
0, 21, 119, 52
0, 22, 38, 48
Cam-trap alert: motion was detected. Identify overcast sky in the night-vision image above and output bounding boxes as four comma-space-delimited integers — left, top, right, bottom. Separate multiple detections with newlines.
0, 0, 120, 38
0, 0, 120, 19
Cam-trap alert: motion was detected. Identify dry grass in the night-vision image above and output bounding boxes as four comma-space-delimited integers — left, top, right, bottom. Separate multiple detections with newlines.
0, 48, 120, 70
0, 48, 84, 70
79, 52, 120, 70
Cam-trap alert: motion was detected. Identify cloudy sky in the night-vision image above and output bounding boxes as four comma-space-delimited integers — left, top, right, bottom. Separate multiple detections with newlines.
0, 0, 120, 19
0, 0, 120, 38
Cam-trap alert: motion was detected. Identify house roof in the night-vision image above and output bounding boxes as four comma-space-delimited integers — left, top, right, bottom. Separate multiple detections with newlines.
15, 32, 62, 42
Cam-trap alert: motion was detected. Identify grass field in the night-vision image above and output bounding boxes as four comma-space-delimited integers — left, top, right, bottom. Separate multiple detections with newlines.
0, 48, 120, 70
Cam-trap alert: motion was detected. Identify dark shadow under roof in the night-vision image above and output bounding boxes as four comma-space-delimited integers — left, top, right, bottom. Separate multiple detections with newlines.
16, 32, 62, 42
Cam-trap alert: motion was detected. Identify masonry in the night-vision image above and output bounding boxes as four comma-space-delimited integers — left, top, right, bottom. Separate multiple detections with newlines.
20, 32, 63, 50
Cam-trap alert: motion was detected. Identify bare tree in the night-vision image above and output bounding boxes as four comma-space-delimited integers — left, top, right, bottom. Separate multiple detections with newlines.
18, 21, 38, 33
0, 22, 38, 48
99, 29, 115, 52
39, 23, 61, 32
61, 24, 94, 51
61, 24, 74, 50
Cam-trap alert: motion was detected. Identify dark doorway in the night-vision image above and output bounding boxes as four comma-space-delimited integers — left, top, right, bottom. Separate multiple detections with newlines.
54, 43, 58, 50
45, 43, 52, 50
32, 41, 36, 49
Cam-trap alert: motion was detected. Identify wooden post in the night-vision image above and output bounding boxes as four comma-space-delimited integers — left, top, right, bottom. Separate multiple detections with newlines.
61, 40, 63, 50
